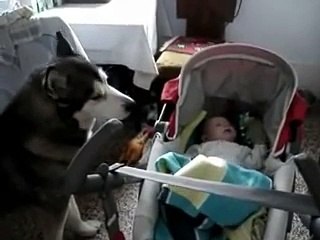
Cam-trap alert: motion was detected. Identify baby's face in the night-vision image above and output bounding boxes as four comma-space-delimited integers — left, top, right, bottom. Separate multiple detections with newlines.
202, 117, 236, 142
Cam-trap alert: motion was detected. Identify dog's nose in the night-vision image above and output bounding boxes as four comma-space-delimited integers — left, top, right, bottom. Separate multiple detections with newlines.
124, 101, 136, 112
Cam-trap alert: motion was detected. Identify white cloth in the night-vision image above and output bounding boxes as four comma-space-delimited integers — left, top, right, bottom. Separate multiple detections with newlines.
186, 140, 285, 174
0, 16, 87, 112
36, 0, 159, 90
0, 6, 41, 46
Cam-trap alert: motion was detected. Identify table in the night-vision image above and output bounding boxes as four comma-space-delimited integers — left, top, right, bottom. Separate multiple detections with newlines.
37, 0, 159, 90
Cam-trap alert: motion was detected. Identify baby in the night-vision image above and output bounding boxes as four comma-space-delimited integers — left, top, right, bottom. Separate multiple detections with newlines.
186, 116, 284, 174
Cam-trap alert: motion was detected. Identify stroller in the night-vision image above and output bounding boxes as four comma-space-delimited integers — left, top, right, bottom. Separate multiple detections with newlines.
131, 43, 310, 240
66, 43, 320, 240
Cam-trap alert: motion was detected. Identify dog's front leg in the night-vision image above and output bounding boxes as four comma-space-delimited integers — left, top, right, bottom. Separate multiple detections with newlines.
66, 195, 101, 237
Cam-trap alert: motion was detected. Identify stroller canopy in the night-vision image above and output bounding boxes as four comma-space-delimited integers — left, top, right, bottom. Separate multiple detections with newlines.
174, 43, 299, 155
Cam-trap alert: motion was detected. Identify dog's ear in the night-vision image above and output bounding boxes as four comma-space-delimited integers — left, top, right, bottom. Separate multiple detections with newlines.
56, 31, 76, 57
43, 67, 68, 100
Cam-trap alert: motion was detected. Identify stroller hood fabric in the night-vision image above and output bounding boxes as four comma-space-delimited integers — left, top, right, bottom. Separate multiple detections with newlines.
168, 43, 301, 155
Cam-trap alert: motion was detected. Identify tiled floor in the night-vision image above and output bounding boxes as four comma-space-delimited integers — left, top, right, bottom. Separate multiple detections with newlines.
78, 104, 320, 240
77, 184, 140, 240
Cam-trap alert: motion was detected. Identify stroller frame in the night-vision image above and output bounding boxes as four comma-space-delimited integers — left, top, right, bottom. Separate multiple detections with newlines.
67, 119, 320, 240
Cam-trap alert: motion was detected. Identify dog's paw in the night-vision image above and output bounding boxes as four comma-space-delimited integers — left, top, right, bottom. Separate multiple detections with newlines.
75, 220, 101, 237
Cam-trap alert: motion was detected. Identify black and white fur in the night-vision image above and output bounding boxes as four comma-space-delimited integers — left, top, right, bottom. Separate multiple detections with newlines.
0, 32, 134, 239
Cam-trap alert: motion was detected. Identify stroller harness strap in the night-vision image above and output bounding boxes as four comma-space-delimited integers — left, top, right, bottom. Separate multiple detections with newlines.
113, 159, 320, 216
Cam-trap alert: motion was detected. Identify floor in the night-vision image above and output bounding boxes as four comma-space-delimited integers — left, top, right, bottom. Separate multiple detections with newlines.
287, 104, 320, 240
77, 104, 320, 240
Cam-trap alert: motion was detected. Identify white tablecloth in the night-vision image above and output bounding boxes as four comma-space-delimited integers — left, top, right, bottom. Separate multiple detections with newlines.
37, 0, 159, 90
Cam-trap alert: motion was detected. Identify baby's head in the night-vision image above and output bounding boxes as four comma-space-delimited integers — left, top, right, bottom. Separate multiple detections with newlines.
201, 116, 236, 142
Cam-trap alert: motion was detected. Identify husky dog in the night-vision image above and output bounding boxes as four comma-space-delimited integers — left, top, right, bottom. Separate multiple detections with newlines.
0, 32, 135, 240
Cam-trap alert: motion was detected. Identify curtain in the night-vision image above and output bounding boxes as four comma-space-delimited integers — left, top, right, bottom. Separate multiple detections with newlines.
157, 0, 186, 46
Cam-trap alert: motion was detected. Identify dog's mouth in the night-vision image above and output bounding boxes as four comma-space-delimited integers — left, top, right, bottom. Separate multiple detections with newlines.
85, 101, 157, 139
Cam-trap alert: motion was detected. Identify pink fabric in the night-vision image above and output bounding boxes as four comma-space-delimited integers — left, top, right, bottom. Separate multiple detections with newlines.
275, 92, 308, 154
161, 77, 179, 104
112, 231, 125, 240
161, 78, 179, 138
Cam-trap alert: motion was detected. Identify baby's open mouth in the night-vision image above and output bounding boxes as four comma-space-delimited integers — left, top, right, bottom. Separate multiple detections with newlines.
224, 128, 232, 133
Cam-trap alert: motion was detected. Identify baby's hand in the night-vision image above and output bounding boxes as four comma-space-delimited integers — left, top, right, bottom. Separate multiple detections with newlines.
264, 155, 285, 176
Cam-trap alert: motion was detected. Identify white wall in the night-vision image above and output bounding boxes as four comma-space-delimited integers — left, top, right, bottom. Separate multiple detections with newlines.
160, 0, 320, 96
226, 0, 320, 96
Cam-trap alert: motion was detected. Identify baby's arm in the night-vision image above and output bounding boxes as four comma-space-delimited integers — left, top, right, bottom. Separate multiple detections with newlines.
242, 144, 284, 175
241, 144, 266, 170
263, 154, 285, 175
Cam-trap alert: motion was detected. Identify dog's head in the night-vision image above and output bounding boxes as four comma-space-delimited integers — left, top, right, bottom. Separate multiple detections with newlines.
41, 32, 135, 130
